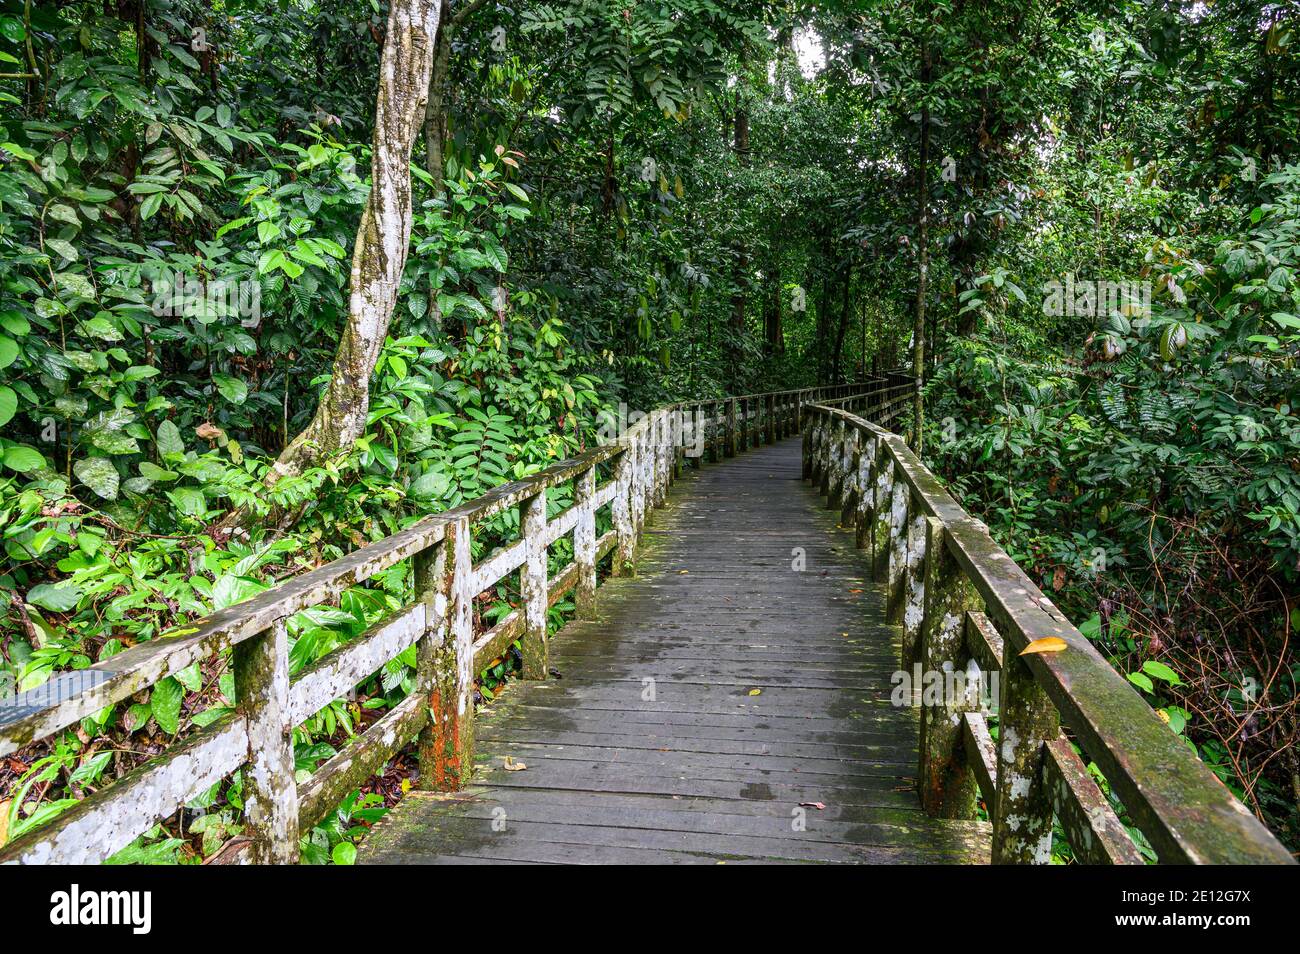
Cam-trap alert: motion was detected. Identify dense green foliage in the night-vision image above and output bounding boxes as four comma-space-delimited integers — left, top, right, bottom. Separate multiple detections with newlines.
0, 0, 1297, 861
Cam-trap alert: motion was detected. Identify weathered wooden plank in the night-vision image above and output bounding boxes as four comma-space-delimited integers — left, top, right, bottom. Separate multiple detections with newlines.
965, 610, 1004, 674
0, 714, 248, 864
470, 536, 527, 596
290, 604, 426, 725
1044, 737, 1143, 865
962, 711, 998, 807
298, 689, 428, 831
472, 610, 523, 671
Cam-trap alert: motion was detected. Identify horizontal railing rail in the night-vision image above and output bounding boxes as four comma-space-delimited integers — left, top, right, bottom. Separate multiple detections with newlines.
803, 400, 1294, 865
0, 379, 890, 865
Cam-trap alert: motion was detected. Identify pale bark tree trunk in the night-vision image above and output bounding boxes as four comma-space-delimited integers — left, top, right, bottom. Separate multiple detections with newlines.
271, 0, 443, 483
912, 21, 931, 454
729, 101, 750, 390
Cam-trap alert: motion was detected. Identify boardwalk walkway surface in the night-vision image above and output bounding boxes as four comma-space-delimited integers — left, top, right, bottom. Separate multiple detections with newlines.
358, 437, 991, 864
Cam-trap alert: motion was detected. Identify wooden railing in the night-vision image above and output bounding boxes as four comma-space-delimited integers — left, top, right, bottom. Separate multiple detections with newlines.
0, 380, 885, 865
804, 398, 1295, 864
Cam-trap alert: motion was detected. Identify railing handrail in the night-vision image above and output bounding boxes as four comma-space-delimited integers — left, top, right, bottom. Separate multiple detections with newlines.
0, 379, 893, 864
803, 398, 1293, 865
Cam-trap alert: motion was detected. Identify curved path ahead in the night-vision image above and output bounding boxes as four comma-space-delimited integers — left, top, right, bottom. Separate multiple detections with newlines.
359, 438, 990, 864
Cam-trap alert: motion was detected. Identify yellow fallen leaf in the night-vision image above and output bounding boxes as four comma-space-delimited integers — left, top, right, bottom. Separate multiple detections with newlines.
748, 688, 762, 696
0, 799, 10, 849
1019, 637, 1068, 656
503, 756, 527, 771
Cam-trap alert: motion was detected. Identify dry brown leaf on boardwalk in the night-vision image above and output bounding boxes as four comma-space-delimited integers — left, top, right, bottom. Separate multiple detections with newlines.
1019, 637, 1068, 656
502, 756, 527, 771
799, 801, 826, 810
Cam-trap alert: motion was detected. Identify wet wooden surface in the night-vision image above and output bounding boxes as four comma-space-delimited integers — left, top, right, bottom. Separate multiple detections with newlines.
359, 438, 991, 864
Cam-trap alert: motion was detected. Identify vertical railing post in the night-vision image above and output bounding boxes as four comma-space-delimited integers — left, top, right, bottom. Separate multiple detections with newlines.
820, 417, 840, 499
232, 617, 298, 863
901, 507, 928, 665
633, 427, 647, 532
916, 519, 984, 817
707, 402, 721, 463
993, 636, 1059, 863
521, 489, 548, 678
725, 399, 737, 457
801, 409, 814, 480
854, 431, 876, 550
686, 405, 700, 471
417, 516, 474, 790
871, 440, 895, 579
612, 444, 634, 575
655, 408, 665, 504
885, 469, 909, 621
648, 412, 661, 508
840, 426, 859, 528
574, 465, 597, 618
665, 410, 676, 496
805, 413, 820, 483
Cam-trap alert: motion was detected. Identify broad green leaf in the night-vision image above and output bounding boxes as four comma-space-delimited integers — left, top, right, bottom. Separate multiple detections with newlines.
151, 676, 184, 736
74, 456, 120, 499
3, 445, 45, 472
212, 373, 248, 405
0, 386, 16, 427
156, 420, 185, 456
26, 582, 84, 612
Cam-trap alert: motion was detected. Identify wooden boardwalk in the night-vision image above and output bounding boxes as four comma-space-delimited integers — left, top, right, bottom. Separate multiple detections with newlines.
359, 437, 990, 864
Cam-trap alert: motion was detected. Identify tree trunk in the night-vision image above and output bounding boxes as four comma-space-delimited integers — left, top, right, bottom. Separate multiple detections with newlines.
912, 20, 931, 453
270, 0, 443, 483
422, 0, 454, 329
831, 266, 853, 382
729, 102, 750, 389
764, 256, 783, 355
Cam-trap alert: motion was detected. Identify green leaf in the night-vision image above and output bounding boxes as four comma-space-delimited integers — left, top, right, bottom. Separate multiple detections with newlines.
167, 486, 206, 517
45, 238, 78, 261
409, 467, 450, 499
3, 445, 45, 472
74, 456, 120, 499
212, 373, 248, 405
151, 676, 184, 736
139, 461, 179, 482
26, 582, 84, 612
1142, 660, 1182, 685
88, 429, 140, 455
139, 192, 164, 221
0, 386, 16, 427
156, 419, 185, 456
0, 17, 26, 43
332, 842, 357, 865
1127, 671, 1154, 693
48, 203, 79, 226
